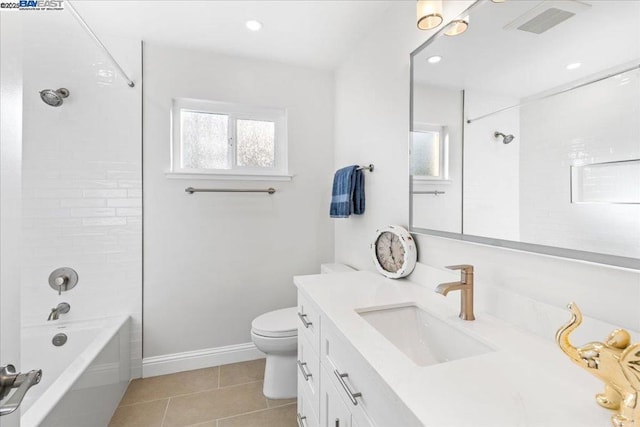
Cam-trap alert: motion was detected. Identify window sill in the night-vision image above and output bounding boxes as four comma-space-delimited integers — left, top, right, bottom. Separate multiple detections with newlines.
412, 177, 452, 184
165, 172, 293, 182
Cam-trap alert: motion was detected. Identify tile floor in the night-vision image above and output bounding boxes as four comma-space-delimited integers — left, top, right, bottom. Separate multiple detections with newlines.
108, 359, 297, 427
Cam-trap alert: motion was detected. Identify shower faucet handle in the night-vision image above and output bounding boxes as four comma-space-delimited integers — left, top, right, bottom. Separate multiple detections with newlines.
53, 276, 67, 295
48, 267, 78, 295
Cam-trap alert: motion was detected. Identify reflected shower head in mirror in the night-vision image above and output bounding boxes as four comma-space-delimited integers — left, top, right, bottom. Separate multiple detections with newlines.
39, 88, 69, 107
494, 131, 515, 144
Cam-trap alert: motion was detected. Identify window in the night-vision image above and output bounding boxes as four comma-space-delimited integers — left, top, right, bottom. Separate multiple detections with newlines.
171, 99, 288, 177
410, 123, 448, 180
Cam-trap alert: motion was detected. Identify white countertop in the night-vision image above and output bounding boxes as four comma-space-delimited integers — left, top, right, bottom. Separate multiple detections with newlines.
294, 271, 612, 427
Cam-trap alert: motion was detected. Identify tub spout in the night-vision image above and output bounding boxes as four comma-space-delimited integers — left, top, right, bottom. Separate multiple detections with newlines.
48, 302, 70, 321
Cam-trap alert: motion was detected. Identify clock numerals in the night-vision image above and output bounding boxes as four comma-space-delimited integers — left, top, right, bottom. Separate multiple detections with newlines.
372, 226, 417, 279
376, 232, 403, 273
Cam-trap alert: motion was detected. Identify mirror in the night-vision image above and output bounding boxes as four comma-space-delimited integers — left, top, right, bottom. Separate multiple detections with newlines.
410, 0, 640, 269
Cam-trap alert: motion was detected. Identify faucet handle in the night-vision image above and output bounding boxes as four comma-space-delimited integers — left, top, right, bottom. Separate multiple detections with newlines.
446, 265, 474, 284
446, 264, 474, 273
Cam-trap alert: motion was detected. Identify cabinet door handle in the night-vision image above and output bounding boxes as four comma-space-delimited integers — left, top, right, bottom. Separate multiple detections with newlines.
297, 412, 308, 427
334, 369, 362, 406
335, 418, 340, 427
297, 360, 312, 381
297, 312, 312, 328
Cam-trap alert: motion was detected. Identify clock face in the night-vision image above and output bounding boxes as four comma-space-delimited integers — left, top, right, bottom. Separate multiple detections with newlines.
375, 231, 406, 273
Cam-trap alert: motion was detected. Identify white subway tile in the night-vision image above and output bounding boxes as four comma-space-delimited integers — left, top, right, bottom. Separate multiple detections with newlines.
116, 208, 142, 217
117, 180, 142, 189
33, 189, 83, 199
60, 199, 107, 208
107, 198, 142, 208
82, 217, 127, 227
82, 189, 128, 198
70, 208, 116, 218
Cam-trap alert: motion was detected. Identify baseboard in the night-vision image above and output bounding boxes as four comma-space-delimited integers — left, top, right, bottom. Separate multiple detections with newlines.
142, 342, 264, 378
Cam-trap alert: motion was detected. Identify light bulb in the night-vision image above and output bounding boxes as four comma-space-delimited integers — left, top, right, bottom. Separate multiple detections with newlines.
417, 0, 443, 30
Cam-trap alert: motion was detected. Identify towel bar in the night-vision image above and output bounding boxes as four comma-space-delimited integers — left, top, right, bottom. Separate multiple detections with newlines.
414, 190, 445, 195
185, 187, 276, 194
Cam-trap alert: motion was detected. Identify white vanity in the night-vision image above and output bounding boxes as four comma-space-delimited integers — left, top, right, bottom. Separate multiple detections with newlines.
295, 271, 612, 427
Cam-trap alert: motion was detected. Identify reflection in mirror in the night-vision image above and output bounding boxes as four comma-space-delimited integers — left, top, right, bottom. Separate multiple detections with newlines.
410, 0, 640, 268
411, 86, 462, 233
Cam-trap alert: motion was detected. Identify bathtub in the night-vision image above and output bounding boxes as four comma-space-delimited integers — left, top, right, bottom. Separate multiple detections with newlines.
20, 315, 130, 427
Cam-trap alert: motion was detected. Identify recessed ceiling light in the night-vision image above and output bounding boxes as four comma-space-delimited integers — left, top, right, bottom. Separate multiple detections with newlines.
566, 62, 581, 70
246, 20, 262, 31
427, 55, 442, 64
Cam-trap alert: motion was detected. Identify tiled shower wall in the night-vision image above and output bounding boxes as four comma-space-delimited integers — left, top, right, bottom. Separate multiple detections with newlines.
20, 12, 142, 377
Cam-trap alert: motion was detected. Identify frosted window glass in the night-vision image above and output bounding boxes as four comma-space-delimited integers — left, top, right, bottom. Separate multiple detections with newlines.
181, 111, 229, 169
236, 119, 275, 168
411, 131, 440, 177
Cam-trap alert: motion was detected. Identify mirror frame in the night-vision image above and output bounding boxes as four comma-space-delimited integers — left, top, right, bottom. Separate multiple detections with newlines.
409, 1, 640, 270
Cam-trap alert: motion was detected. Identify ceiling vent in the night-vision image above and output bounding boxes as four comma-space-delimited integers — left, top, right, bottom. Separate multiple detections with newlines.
504, 0, 591, 34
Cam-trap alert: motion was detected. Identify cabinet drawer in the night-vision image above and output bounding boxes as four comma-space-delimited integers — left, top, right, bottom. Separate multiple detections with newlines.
298, 372, 319, 427
298, 291, 321, 351
320, 366, 352, 427
322, 320, 417, 427
298, 332, 320, 416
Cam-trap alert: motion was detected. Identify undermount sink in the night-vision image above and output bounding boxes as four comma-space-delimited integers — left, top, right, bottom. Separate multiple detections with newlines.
357, 304, 494, 366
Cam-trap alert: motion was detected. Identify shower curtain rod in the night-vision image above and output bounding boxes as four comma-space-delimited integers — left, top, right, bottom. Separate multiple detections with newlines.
66, 1, 135, 88
466, 63, 640, 124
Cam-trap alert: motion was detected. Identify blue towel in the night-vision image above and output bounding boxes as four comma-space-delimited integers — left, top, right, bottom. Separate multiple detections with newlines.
330, 165, 365, 218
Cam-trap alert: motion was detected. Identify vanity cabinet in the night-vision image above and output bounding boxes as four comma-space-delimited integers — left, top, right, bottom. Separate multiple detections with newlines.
297, 291, 416, 427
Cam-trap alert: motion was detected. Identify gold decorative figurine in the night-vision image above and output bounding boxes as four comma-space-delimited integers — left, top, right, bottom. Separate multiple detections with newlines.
556, 302, 640, 427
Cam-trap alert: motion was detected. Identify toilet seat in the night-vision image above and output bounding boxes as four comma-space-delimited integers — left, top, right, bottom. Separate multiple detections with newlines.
251, 307, 298, 338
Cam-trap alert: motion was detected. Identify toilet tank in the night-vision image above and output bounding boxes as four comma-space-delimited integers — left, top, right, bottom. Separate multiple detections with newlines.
320, 263, 356, 274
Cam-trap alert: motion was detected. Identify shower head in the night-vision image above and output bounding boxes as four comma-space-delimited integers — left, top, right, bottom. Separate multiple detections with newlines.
39, 88, 69, 107
494, 131, 515, 144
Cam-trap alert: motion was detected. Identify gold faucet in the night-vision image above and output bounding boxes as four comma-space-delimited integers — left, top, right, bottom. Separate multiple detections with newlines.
435, 265, 475, 321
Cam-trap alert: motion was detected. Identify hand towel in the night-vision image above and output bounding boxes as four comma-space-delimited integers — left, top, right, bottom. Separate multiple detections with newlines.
330, 165, 365, 218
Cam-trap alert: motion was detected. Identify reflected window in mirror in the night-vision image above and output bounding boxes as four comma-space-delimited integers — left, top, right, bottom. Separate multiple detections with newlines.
411, 123, 448, 180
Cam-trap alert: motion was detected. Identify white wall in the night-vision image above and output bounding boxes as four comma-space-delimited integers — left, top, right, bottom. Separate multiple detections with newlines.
520, 70, 640, 258
143, 45, 335, 364
334, 1, 640, 337
411, 84, 462, 233
463, 90, 520, 240
20, 12, 142, 376
1, 13, 23, 427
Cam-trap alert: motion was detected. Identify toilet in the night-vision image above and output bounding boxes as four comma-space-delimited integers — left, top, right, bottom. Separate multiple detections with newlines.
251, 263, 356, 399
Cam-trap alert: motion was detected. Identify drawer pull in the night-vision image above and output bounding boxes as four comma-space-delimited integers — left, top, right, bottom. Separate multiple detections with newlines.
334, 369, 362, 406
297, 312, 312, 328
297, 360, 312, 381
297, 412, 308, 427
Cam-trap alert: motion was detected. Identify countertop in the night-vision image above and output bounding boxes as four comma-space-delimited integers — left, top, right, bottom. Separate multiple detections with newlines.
294, 270, 612, 427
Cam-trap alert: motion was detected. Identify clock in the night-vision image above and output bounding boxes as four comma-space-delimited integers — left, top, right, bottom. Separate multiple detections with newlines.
371, 225, 417, 279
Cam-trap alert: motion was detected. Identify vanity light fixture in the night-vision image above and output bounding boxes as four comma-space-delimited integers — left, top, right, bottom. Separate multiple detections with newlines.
427, 55, 442, 64
566, 62, 582, 70
245, 20, 262, 31
444, 16, 469, 36
417, 0, 443, 30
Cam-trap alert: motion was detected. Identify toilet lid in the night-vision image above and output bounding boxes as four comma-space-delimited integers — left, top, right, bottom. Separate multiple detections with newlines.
252, 307, 298, 338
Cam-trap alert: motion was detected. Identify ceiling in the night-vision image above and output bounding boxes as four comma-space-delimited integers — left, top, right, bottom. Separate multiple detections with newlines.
69, 0, 399, 69
413, 0, 640, 99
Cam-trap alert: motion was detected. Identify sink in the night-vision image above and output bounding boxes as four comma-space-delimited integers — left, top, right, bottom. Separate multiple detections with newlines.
357, 304, 494, 366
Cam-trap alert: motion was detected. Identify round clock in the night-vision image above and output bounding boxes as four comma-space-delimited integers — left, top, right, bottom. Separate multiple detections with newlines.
371, 225, 417, 279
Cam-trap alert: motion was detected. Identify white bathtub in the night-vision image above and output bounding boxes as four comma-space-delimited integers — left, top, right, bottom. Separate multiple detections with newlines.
20, 315, 130, 427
